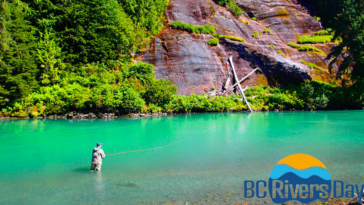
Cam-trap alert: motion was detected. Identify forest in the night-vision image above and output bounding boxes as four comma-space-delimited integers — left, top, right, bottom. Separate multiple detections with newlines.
0, 0, 363, 117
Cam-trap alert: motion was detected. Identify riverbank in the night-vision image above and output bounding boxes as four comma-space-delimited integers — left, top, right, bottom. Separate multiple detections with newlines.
1, 107, 363, 121
1, 81, 363, 120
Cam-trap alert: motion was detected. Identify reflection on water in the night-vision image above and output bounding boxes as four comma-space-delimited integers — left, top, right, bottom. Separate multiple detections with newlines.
1, 111, 364, 204
94, 172, 105, 201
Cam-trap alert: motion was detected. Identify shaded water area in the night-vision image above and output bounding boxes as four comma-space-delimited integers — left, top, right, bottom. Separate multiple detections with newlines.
2, 111, 364, 204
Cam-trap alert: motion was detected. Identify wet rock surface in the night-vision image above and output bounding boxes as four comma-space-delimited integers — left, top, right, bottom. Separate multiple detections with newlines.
138, 0, 338, 95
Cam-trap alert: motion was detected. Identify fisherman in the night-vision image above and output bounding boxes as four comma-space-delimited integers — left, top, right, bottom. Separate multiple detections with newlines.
91, 142, 105, 171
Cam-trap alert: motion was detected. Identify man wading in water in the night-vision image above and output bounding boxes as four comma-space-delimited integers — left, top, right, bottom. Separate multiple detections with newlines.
91, 143, 105, 171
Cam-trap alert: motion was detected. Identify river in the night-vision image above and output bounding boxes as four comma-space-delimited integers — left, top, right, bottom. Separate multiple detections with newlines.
1, 111, 364, 204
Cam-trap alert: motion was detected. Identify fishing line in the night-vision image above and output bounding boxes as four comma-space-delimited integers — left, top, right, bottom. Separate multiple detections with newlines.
106, 126, 217, 156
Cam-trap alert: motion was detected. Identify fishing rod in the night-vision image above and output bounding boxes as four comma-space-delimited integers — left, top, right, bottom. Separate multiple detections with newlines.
105, 126, 217, 156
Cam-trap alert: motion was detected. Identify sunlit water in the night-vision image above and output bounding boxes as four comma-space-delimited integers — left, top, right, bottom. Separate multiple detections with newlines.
1, 111, 364, 204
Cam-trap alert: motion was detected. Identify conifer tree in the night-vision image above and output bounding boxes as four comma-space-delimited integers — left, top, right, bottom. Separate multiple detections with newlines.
0, 0, 38, 106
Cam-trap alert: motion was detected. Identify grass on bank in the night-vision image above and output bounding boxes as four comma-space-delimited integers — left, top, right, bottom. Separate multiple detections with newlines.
301, 60, 324, 71
297, 35, 333, 44
216, 34, 245, 42
170, 21, 216, 35
277, 50, 287, 58
288, 42, 324, 53
241, 20, 249, 24
314, 29, 333, 36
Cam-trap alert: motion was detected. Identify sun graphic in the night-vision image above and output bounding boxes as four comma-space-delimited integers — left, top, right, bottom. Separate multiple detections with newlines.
277, 154, 326, 170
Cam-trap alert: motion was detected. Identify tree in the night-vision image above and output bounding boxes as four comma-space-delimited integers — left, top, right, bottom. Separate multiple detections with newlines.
327, 0, 364, 82
0, 0, 38, 106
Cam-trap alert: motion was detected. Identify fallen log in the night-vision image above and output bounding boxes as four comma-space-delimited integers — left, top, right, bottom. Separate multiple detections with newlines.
222, 67, 260, 95
228, 56, 253, 112
224, 63, 231, 90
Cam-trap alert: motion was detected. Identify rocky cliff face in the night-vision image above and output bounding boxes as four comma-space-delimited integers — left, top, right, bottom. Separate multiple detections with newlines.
138, 0, 337, 95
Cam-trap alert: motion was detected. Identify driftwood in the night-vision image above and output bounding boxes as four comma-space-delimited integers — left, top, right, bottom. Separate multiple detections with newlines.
224, 63, 231, 90
228, 56, 253, 112
222, 67, 260, 95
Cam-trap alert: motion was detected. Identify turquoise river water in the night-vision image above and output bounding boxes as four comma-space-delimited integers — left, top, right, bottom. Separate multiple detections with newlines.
1, 111, 364, 204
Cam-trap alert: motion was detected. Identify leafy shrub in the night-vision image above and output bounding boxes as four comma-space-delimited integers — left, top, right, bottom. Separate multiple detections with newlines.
2, 62, 178, 117
207, 38, 219, 46
170, 21, 216, 35
252, 31, 259, 38
164, 94, 247, 113
213, 0, 243, 17
143, 79, 178, 107
143, 103, 162, 113
270, 44, 275, 49
288, 42, 324, 53
297, 35, 333, 44
252, 17, 257, 20
314, 94, 329, 108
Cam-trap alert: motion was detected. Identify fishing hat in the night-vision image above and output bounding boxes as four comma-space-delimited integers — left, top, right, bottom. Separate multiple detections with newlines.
97, 142, 102, 146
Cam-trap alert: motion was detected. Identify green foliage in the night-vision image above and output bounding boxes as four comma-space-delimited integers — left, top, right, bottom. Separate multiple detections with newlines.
0, 0, 38, 106
301, 80, 315, 103
164, 94, 247, 113
277, 50, 286, 58
241, 20, 249, 24
0, 0, 172, 112
314, 94, 329, 108
314, 28, 333, 36
213, 0, 243, 17
263, 28, 272, 34
143, 103, 162, 113
170, 21, 216, 35
297, 35, 333, 44
37, 29, 66, 85
216, 35, 245, 42
270, 44, 275, 49
324, 0, 364, 81
251, 17, 257, 20
143, 79, 178, 107
26, 0, 154, 65
162, 81, 359, 113
252, 31, 259, 38
118, 0, 169, 36
288, 42, 324, 53
314, 16, 321, 21
4, 62, 177, 116
301, 60, 324, 71
207, 38, 219, 46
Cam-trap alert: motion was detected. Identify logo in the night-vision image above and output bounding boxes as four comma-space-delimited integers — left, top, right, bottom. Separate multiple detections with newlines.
268, 154, 331, 203
244, 154, 364, 203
